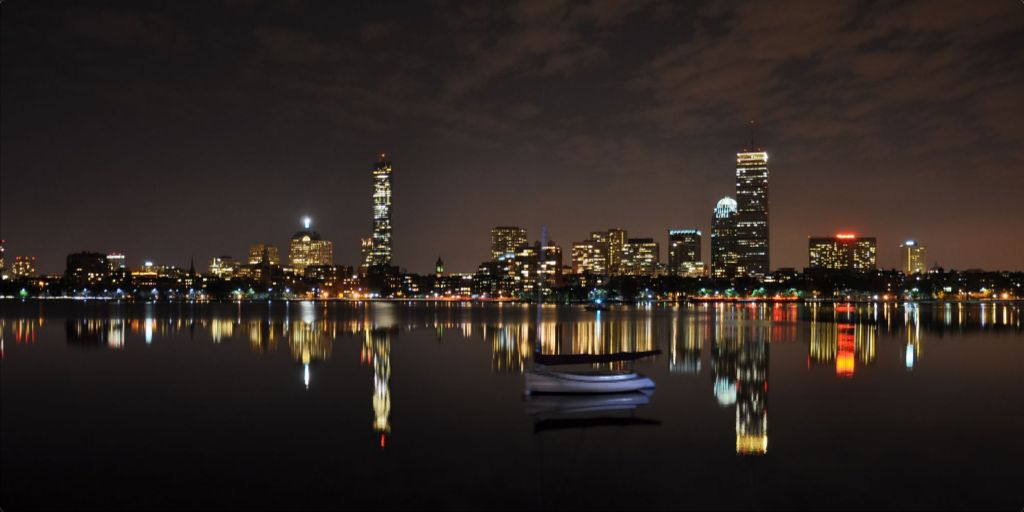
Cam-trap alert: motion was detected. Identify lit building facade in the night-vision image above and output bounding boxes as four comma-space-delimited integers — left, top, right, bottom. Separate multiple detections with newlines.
491, 226, 527, 261
208, 256, 238, 277
248, 244, 280, 266
569, 229, 627, 276
711, 197, 739, 278
808, 234, 877, 271
360, 237, 374, 275
571, 240, 605, 275
621, 238, 659, 276
370, 154, 393, 267
735, 150, 770, 277
65, 252, 108, 288
668, 229, 702, 276
106, 253, 126, 273
901, 240, 927, 275
288, 219, 333, 273
592, 229, 627, 275
11, 256, 36, 278
538, 242, 563, 287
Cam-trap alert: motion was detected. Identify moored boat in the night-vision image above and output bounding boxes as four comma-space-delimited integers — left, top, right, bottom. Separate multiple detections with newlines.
525, 368, 656, 395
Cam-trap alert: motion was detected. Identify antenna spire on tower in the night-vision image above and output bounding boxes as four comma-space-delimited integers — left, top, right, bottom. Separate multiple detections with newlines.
749, 119, 756, 149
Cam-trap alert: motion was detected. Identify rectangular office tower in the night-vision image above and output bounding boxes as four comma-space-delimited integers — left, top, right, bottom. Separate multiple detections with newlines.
808, 234, 877, 271
371, 154, 393, 267
491, 226, 527, 261
735, 150, 770, 278
900, 240, 927, 274
621, 238, 659, 276
711, 197, 739, 278
668, 229, 703, 276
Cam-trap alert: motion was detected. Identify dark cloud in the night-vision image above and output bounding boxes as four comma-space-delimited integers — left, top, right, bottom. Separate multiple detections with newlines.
1, 0, 1022, 274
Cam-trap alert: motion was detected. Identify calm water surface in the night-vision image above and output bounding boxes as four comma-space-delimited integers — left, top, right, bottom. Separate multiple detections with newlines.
2, 300, 1022, 510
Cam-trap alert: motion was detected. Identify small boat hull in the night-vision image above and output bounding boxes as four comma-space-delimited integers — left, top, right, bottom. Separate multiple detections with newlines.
525, 369, 656, 395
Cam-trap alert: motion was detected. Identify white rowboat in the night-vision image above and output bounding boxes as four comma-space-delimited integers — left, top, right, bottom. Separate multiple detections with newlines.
525, 369, 656, 395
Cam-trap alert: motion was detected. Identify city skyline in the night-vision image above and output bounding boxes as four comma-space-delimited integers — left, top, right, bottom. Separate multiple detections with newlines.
2, 1, 1023, 275
3, 3, 1023, 510
0, 144, 1010, 277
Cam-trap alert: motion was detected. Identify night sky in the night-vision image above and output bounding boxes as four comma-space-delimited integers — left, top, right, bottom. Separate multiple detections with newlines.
2, 0, 1022, 274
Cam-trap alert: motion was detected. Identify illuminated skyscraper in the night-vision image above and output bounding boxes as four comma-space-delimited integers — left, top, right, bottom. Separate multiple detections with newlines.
735, 148, 769, 277
668, 229, 702, 276
570, 229, 627, 276
571, 240, 605, 274
491, 226, 527, 261
248, 244, 280, 266
808, 234, 877, 270
900, 240, 927, 275
594, 229, 627, 275
371, 154, 393, 267
711, 197, 739, 278
0, 239, 6, 277
621, 238, 659, 276
288, 217, 333, 273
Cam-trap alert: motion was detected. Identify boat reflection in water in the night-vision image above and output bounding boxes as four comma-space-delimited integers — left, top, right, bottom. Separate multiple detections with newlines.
525, 387, 660, 508
526, 391, 659, 433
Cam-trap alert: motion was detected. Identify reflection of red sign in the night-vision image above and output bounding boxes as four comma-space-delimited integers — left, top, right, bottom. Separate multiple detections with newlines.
836, 323, 855, 377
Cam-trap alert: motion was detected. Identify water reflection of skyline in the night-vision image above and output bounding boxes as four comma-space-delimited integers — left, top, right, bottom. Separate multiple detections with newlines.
10, 301, 1020, 379
4, 301, 1021, 453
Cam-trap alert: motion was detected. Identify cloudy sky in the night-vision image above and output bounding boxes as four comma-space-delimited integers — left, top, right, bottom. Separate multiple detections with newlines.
2, 0, 1022, 274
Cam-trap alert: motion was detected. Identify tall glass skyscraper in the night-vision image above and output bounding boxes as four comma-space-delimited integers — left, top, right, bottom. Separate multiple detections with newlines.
711, 197, 739, 278
735, 150, 769, 277
668, 229, 702, 276
900, 240, 927, 275
371, 154, 393, 267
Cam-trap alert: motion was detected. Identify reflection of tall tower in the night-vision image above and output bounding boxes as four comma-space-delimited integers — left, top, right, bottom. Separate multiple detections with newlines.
365, 329, 392, 448
711, 318, 739, 406
288, 314, 331, 389
371, 154, 393, 267
904, 303, 922, 369
736, 335, 768, 455
670, 312, 703, 374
